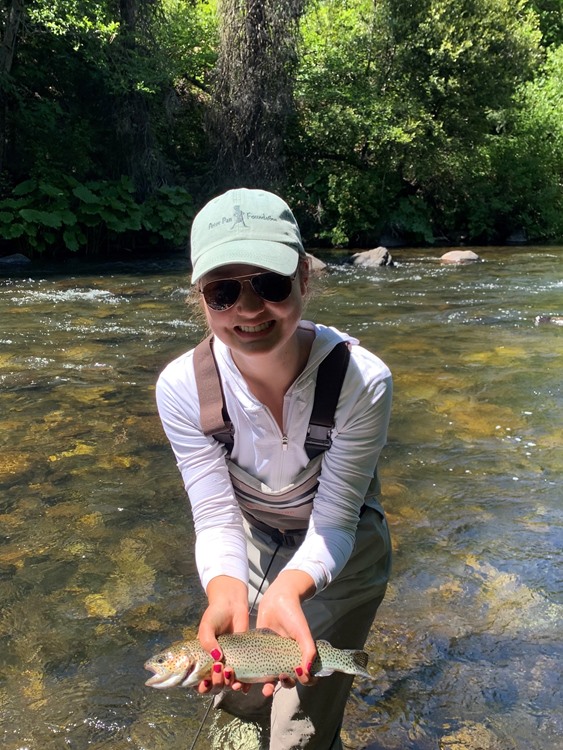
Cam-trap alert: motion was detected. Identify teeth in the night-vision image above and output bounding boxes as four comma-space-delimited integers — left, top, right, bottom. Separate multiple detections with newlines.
238, 322, 272, 333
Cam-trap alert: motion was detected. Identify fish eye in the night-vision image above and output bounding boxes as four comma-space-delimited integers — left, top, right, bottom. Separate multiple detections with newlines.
156, 656, 165, 664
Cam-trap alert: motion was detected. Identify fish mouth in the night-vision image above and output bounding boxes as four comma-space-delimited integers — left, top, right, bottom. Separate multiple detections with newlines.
144, 664, 196, 689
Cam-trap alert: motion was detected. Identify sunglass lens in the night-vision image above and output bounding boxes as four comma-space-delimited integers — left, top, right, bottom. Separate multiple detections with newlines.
203, 279, 241, 310
251, 273, 293, 302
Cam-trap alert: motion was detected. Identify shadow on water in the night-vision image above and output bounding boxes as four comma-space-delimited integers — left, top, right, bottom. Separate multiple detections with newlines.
0, 246, 561, 749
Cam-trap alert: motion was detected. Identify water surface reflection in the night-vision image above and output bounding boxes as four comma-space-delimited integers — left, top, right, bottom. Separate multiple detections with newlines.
0, 247, 561, 749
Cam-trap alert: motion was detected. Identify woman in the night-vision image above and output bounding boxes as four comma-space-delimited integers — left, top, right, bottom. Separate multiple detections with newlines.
156, 188, 392, 749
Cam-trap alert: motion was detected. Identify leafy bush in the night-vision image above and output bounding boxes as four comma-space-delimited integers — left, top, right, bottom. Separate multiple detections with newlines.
0, 176, 193, 256
290, 0, 549, 245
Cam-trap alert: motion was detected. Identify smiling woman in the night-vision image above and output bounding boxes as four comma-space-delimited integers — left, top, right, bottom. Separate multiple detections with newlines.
154, 187, 393, 749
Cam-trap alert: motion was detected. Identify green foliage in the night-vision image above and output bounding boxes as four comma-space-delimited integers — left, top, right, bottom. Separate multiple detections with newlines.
417, 41, 563, 242
157, 0, 218, 84
531, 0, 563, 47
150, 1, 219, 183
0, 0, 211, 256
2, 0, 215, 180
491, 43, 563, 239
1, 0, 562, 255
139, 184, 195, 243
0, 177, 193, 255
290, 0, 551, 244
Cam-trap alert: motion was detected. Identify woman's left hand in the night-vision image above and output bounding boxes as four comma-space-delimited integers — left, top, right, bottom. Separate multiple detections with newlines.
256, 569, 319, 696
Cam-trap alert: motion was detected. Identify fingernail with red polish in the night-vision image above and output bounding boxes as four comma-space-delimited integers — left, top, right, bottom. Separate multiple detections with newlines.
224, 669, 232, 680
213, 663, 222, 673
295, 666, 303, 676
203, 679, 212, 688
211, 649, 221, 661
307, 663, 313, 672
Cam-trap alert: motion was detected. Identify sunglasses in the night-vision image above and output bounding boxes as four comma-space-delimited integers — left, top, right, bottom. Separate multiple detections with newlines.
200, 271, 296, 311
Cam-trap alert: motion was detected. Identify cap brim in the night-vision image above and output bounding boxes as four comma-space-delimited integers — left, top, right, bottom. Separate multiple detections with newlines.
190, 240, 300, 284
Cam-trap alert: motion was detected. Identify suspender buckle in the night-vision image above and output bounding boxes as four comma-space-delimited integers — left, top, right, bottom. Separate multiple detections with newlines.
305, 423, 332, 457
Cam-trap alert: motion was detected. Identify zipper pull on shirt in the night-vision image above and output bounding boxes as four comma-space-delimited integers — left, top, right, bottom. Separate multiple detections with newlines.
282, 434, 288, 451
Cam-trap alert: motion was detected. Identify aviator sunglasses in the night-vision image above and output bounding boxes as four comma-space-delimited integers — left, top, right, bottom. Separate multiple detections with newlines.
199, 271, 296, 311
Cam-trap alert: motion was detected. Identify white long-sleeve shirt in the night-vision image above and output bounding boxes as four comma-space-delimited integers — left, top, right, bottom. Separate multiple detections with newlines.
156, 322, 392, 594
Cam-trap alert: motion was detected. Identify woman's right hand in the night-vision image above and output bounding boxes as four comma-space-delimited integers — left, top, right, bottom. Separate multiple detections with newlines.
197, 575, 250, 694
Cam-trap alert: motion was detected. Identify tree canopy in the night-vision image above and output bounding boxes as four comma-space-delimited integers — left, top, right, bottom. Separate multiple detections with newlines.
0, 0, 562, 257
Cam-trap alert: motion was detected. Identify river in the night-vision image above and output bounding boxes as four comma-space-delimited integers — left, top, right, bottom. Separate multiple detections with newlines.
0, 246, 561, 750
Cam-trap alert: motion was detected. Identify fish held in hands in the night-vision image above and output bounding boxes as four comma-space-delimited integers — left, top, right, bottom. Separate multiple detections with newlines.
144, 628, 371, 689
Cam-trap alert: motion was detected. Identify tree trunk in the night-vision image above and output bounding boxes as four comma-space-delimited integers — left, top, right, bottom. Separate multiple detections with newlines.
208, 0, 307, 190
0, 0, 25, 174
115, 0, 168, 199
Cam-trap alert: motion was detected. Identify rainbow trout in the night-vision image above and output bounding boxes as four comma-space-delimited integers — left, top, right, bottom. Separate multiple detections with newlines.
144, 628, 370, 689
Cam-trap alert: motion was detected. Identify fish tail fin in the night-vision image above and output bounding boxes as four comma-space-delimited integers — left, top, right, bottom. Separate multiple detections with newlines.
344, 648, 370, 678
313, 642, 371, 679
351, 649, 369, 671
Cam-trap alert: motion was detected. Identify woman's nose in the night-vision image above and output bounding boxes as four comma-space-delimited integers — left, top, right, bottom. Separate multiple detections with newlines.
236, 279, 265, 311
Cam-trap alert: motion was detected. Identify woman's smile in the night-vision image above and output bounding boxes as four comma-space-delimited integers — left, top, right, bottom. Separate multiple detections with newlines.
236, 321, 275, 334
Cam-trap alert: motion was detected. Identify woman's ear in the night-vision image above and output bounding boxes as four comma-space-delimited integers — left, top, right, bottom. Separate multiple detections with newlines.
299, 256, 310, 295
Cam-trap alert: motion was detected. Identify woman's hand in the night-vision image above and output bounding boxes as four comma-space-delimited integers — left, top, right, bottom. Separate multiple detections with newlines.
197, 575, 250, 694
256, 569, 318, 696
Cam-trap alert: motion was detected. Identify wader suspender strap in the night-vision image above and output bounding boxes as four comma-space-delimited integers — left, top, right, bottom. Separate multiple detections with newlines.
193, 335, 234, 449
306, 340, 350, 458
193, 335, 350, 458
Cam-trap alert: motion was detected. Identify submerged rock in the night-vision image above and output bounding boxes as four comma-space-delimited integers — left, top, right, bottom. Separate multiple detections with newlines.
440, 720, 516, 749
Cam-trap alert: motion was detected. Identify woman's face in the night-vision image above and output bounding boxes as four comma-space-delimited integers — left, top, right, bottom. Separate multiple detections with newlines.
199, 260, 309, 360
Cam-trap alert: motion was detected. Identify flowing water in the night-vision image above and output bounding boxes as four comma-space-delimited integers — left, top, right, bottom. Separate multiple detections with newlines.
0, 246, 561, 750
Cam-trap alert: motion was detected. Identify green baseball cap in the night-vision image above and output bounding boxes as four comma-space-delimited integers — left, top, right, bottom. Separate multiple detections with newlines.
190, 188, 305, 284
